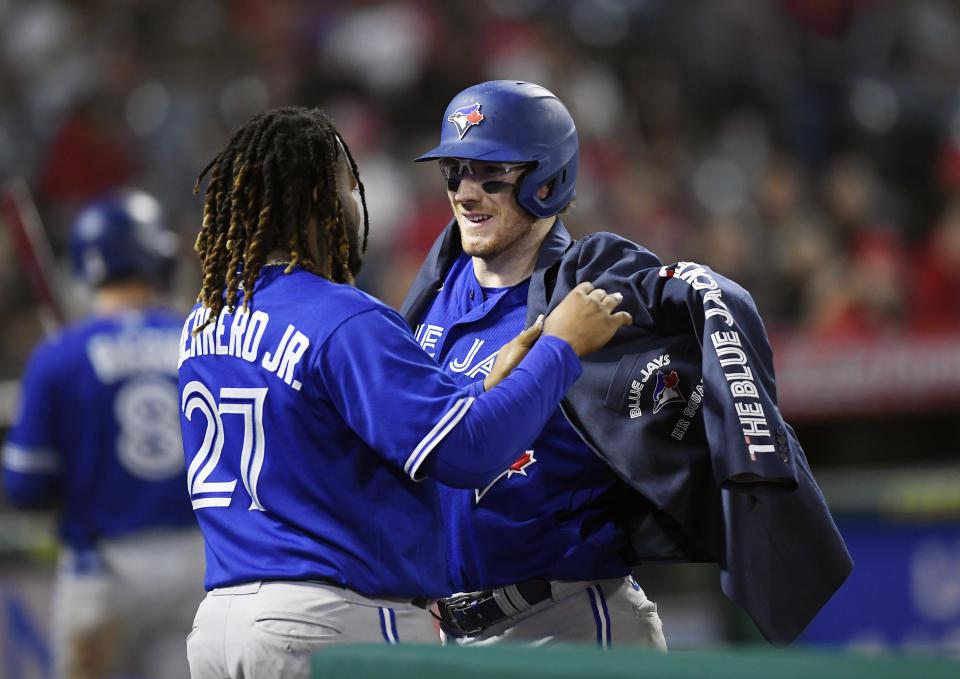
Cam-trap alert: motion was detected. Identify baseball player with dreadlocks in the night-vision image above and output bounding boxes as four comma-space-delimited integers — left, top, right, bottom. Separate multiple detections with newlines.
402, 81, 851, 648
2, 190, 205, 679
179, 105, 632, 678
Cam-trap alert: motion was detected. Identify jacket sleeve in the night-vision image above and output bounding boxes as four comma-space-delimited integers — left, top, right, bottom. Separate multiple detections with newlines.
649, 261, 799, 489
552, 234, 798, 490
549, 233, 853, 646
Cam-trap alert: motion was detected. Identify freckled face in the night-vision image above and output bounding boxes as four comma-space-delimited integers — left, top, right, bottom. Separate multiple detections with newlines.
446, 162, 539, 259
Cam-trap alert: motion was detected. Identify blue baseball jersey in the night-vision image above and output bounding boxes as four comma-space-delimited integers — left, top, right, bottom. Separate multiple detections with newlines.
2, 308, 196, 551
177, 265, 581, 598
415, 253, 632, 592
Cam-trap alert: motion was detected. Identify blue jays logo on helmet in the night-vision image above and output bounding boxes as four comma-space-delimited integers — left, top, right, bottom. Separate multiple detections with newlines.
415, 80, 578, 219
652, 370, 686, 414
447, 102, 484, 139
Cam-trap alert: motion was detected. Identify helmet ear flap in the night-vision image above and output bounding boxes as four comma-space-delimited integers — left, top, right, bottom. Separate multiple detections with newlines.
516, 156, 578, 218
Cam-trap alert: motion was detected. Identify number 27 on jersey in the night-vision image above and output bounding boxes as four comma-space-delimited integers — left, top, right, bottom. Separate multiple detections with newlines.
181, 381, 268, 511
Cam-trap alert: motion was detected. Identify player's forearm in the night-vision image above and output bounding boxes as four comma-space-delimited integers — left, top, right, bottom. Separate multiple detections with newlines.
423, 335, 580, 488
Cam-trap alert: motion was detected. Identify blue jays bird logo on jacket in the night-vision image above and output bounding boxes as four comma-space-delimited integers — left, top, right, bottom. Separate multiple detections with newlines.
652, 370, 685, 413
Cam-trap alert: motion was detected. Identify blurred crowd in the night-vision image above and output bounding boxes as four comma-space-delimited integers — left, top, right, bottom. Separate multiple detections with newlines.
3, 0, 960, 379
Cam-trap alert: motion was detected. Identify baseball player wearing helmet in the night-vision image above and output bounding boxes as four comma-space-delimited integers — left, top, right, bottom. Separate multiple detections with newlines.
2, 190, 206, 679
179, 106, 632, 679
403, 80, 666, 649
402, 81, 852, 647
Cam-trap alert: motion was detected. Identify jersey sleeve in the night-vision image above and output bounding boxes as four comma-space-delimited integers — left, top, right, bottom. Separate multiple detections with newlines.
316, 306, 581, 488
2, 342, 65, 508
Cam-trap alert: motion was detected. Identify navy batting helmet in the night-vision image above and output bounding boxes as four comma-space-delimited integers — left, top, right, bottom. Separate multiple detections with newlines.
69, 189, 179, 287
416, 81, 578, 218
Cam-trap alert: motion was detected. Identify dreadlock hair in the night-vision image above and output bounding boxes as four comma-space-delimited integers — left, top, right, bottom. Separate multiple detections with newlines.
192, 106, 369, 335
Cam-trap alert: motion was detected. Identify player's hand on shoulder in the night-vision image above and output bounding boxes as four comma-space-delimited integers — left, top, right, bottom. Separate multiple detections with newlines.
483, 315, 544, 391
543, 281, 632, 356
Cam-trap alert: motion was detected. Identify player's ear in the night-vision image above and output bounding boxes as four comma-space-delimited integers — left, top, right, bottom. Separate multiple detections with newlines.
537, 181, 554, 200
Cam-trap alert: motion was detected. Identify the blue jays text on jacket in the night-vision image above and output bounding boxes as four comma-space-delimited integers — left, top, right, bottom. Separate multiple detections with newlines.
401, 219, 853, 645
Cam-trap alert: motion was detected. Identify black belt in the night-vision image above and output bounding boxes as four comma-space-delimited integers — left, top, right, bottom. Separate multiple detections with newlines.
435, 579, 552, 636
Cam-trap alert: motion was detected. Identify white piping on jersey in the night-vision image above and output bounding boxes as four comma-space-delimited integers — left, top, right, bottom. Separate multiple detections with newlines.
403, 396, 475, 480
1, 443, 61, 473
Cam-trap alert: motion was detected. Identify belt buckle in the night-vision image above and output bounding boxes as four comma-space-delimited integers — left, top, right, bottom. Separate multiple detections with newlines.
437, 591, 497, 636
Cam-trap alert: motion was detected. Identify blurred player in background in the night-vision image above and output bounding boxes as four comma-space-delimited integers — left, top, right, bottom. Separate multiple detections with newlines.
1, 189, 205, 679
180, 105, 631, 678
402, 81, 851, 647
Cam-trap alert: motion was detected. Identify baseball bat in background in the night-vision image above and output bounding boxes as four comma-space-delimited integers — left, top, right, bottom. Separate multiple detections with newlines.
0, 179, 66, 332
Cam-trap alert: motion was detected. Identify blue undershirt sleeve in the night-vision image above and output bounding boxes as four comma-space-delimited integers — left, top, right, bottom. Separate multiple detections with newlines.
463, 380, 487, 398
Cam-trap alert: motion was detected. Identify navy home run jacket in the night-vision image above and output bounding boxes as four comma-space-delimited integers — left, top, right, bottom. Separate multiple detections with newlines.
401, 219, 853, 646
